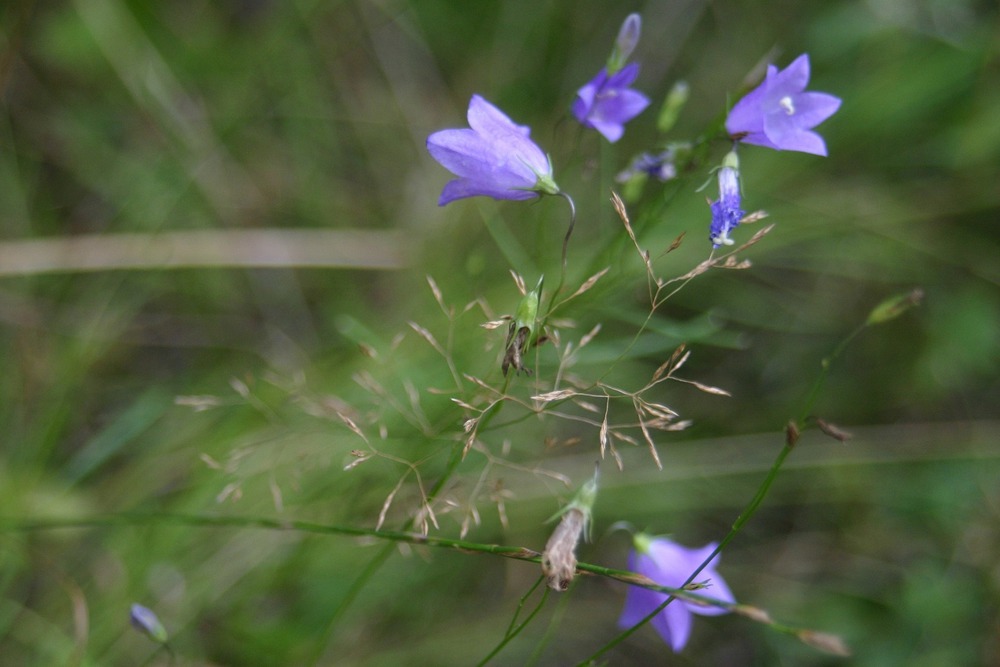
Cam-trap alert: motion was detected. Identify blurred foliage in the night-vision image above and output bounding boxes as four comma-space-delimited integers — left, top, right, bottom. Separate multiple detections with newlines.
1, 0, 999, 665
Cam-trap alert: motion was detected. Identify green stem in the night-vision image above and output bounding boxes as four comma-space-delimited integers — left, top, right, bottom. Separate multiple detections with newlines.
545, 192, 576, 317
478, 578, 550, 666
309, 368, 515, 661
4, 510, 840, 653
2, 511, 541, 559
579, 316, 874, 664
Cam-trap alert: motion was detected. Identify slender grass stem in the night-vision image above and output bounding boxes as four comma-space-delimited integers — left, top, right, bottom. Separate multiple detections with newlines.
310, 371, 513, 662
477, 578, 550, 666
2, 510, 836, 649
579, 312, 879, 663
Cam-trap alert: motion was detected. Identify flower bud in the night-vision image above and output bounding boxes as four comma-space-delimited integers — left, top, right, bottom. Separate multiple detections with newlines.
502, 277, 543, 376
129, 603, 168, 643
608, 13, 642, 73
865, 288, 923, 325
657, 81, 689, 134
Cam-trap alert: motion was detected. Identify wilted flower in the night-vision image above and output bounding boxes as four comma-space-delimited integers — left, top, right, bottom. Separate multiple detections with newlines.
709, 151, 745, 247
129, 603, 168, 643
541, 468, 599, 591
572, 14, 650, 143
427, 95, 559, 205
619, 535, 734, 652
726, 54, 841, 156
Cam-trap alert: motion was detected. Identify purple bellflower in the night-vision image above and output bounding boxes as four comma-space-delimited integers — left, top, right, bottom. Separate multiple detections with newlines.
427, 95, 559, 206
572, 14, 650, 143
619, 535, 735, 652
726, 54, 841, 156
709, 151, 745, 247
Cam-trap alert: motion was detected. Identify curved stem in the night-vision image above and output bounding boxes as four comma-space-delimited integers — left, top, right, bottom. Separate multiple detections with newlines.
545, 192, 576, 317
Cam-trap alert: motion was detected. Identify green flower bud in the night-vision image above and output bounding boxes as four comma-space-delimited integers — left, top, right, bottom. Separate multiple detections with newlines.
657, 81, 689, 134
503, 276, 543, 376
866, 288, 923, 325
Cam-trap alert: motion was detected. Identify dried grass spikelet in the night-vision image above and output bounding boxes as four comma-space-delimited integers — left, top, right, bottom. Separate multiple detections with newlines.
541, 507, 586, 591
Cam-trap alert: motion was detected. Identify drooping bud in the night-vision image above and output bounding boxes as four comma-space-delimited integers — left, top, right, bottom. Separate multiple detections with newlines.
607, 13, 642, 74
541, 467, 599, 591
129, 603, 168, 643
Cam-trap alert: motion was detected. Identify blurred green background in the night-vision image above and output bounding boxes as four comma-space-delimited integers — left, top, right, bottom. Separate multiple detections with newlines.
1, 0, 998, 665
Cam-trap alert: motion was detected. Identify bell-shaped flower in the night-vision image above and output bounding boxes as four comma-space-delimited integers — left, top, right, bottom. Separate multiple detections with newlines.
572, 14, 650, 143
427, 95, 559, 206
618, 535, 735, 652
726, 54, 841, 156
709, 151, 745, 247
573, 65, 650, 143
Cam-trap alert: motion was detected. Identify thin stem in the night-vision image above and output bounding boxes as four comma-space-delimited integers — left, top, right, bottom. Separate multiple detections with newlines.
545, 192, 576, 316
797, 321, 866, 423
3, 511, 542, 559
525, 580, 572, 666
580, 314, 875, 663
3, 510, 842, 654
309, 365, 515, 660
506, 576, 546, 637
477, 578, 550, 666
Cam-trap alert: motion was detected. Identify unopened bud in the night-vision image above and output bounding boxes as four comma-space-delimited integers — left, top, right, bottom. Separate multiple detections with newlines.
502, 277, 543, 376
608, 13, 642, 73
733, 603, 773, 624
866, 288, 923, 325
797, 629, 852, 657
129, 603, 168, 643
657, 80, 689, 134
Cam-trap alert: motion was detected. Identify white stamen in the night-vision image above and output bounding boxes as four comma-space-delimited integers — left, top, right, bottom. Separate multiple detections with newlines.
779, 96, 795, 115
712, 230, 734, 247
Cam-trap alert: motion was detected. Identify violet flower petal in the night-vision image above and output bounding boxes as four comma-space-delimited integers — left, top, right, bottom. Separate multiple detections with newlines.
725, 54, 841, 156
573, 63, 649, 143
618, 537, 735, 652
709, 165, 745, 247
426, 95, 556, 205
